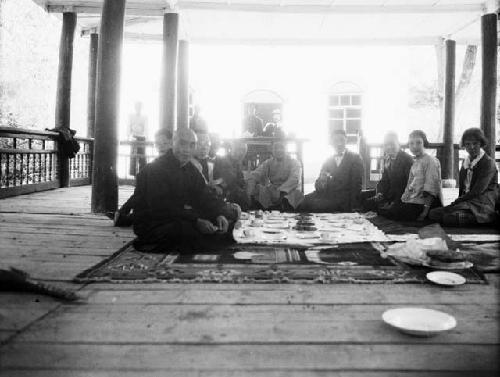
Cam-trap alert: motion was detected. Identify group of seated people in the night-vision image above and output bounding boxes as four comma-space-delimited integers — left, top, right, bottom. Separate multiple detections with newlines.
116, 125, 498, 251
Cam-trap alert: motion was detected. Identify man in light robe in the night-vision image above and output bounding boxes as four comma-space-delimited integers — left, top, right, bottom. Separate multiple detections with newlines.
247, 140, 304, 210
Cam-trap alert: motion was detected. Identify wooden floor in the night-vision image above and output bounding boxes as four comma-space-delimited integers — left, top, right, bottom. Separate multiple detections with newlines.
0, 186, 499, 376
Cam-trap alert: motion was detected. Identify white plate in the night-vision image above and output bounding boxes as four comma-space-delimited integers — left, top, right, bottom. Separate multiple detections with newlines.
426, 271, 466, 286
382, 308, 456, 337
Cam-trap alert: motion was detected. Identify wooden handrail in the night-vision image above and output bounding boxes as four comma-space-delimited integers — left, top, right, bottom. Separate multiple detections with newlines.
0, 127, 94, 198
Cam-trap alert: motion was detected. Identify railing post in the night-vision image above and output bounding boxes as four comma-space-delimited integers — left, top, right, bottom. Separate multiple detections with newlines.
55, 12, 76, 188
442, 39, 456, 187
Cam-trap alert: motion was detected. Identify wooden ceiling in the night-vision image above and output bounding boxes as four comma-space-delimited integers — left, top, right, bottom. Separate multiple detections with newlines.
32, 0, 499, 45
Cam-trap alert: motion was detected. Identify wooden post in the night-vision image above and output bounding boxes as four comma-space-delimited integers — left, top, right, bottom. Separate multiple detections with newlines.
177, 40, 189, 130
442, 39, 456, 186
91, 0, 126, 214
55, 12, 76, 188
87, 32, 98, 138
480, 13, 498, 157
160, 12, 179, 134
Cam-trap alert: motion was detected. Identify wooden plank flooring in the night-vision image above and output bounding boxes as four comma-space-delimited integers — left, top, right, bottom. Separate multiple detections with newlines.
0, 185, 499, 376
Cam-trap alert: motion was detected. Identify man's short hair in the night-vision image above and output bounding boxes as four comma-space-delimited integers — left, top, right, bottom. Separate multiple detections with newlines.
155, 128, 173, 140
409, 129, 430, 148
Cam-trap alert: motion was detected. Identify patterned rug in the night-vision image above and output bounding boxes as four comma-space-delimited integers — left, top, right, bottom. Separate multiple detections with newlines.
75, 241, 486, 284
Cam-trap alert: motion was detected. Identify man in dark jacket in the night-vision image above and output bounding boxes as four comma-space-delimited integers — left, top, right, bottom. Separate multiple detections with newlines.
364, 131, 413, 211
300, 129, 364, 212
132, 128, 239, 252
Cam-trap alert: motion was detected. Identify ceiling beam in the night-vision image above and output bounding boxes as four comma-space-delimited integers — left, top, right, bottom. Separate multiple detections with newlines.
117, 33, 480, 46
46, 1, 486, 16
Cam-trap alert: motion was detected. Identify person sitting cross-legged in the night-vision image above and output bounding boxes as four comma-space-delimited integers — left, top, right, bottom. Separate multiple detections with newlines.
114, 128, 173, 227
132, 128, 240, 252
247, 140, 304, 211
429, 128, 498, 226
299, 129, 364, 213
378, 130, 442, 222
213, 140, 251, 211
363, 131, 413, 212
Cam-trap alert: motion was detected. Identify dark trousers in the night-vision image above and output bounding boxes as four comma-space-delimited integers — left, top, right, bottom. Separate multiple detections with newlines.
378, 198, 440, 221
299, 191, 350, 213
428, 206, 477, 227
134, 220, 234, 253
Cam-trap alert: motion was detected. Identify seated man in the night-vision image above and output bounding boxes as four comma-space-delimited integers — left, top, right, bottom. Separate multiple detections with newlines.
247, 140, 304, 211
132, 128, 239, 252
191, 132, 215, 183
300, 129, 364, 212
363, 131, 413, 212
114, 128, 173, 226
213, 140, 251, 210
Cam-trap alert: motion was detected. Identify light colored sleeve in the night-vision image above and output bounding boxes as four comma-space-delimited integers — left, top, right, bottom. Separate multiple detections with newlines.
278, 158, 302, 193
423, 156, 442, 197
247, 159, 269, 194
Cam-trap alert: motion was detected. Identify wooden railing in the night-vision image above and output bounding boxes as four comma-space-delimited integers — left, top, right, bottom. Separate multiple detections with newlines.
0, 127, 93, 199
361, 142, 500, 188
118, 140, 157, 185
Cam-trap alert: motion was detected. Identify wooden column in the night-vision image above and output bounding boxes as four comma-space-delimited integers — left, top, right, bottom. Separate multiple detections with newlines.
87, 32, 98, 138
160, 12, 179, 134
91, 0, 126, 213
480, 13, 498, 157
177, 40, 189, 130
55, 12, 76, 188
442, 39, 456, 185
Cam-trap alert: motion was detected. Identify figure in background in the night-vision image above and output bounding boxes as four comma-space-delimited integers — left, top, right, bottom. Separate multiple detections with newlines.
189, 105, 208, 134
300, 129, 364, 212
243, 104, 264, 137
132, 128, 240, 252
128, 101, 148, 176
247, 140, 304, 211
209, 132, 221, 159
263, 109, 285, 138
114, 128, 173, 227
379, 130, 442, 221
214, 140, 250, 210
429, 128, 498, 226
363, 131, 413, 212
192, 132, 215, 184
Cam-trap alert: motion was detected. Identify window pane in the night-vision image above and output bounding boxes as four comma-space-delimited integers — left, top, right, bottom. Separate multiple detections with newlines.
329, 96, 340, 106
346, 119, 361, 134
346, 108, 361, 118
329, 109, 344, 119
351, 95, 361, 105
340, 95, 350, 105
329, 119, 344, 130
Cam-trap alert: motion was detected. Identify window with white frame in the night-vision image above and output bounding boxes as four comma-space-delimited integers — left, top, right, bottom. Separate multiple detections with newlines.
327, 82, 362, 150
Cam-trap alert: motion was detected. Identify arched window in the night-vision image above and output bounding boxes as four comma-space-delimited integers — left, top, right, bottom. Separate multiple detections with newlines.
328, 81, 363, 145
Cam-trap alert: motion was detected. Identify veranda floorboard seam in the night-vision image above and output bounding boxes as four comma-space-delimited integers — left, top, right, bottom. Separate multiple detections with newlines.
0, 283, 90, 348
